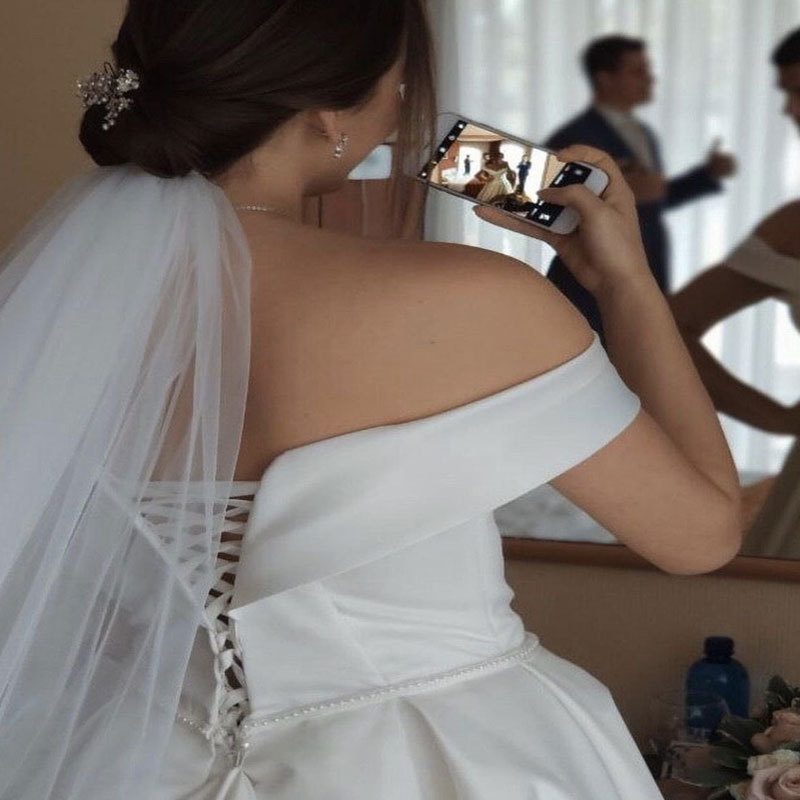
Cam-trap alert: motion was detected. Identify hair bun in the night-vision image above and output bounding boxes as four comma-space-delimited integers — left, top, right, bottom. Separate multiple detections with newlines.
79, 84, 195, 178
78, 104, 129, 168
77, 0, 435, 183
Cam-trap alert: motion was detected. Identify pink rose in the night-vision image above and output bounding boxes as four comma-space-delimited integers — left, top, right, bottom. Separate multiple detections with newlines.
752, 711, 800, 754
746, 764, 800, 800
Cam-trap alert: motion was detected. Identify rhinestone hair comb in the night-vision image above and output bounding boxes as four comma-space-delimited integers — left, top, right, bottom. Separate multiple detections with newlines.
76, 62, 141, 131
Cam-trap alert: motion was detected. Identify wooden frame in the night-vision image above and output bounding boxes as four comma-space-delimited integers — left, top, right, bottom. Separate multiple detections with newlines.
502, 537, 800, 582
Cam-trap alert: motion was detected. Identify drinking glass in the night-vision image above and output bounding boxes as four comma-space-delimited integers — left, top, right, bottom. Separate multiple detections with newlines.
648, 689, 728, 780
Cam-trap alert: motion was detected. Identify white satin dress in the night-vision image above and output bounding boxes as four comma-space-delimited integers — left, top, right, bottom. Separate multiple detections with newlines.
476, 166, 515, 203
155, 334, 663, 800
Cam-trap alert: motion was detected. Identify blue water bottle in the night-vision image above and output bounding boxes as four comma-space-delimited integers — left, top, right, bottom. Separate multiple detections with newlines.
686, 636, 750, 718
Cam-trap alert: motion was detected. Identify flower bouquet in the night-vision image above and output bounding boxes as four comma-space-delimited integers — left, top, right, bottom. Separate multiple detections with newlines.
685, 676, 800, 799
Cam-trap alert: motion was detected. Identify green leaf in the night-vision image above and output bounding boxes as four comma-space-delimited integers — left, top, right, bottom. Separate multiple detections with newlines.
707, 788, 735, 800
714, 715, 766, 749
767, 693, 789, 713
768, 675, 791, 695
685, 766, 750, 788
765, 675, 800, 713
773, 740, 800, 752
710, 746, 749, 770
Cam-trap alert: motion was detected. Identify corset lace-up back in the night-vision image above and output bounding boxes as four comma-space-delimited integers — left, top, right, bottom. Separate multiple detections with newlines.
203, 493, 255, 748
168, 485, 259, 756
157, 337, 664, 800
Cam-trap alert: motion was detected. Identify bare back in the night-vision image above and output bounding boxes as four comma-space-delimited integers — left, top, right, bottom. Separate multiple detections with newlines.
233, 215, 591, 481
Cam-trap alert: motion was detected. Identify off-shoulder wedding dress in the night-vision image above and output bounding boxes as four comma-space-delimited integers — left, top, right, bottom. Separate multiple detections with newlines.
0, 165, 661, 800
156, 335, 663, 800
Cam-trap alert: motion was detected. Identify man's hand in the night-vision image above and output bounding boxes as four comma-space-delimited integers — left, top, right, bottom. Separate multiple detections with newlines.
618, 158, 667, 204
707, 150, 737, 180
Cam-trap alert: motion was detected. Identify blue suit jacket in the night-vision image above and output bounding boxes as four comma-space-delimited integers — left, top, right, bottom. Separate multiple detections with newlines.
544, 108, 720, 339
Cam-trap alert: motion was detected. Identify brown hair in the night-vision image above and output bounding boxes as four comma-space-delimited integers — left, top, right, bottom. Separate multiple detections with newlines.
80, 0, 437, 201
773, 27, 800, 68
582, 35, 645, 87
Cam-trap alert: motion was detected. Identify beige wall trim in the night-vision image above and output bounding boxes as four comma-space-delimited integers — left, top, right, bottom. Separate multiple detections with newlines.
503, 538, 800, 582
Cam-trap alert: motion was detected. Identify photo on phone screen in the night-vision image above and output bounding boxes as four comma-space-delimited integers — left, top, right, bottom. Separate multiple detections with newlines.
417, 118, 599, 230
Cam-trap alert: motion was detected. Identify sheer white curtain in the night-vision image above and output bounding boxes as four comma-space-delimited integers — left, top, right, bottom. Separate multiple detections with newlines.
425, 0, 800, 473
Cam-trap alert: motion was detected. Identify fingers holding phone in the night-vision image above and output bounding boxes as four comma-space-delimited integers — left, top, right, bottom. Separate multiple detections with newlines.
556, 145, 634, 209
475, 143, 653, 294
418, 115, 608, 236
536, 147, 652, 293
418, 116, 653, 294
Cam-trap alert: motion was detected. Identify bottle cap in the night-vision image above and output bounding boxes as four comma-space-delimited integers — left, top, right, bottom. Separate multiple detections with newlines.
704, 636, 734, 658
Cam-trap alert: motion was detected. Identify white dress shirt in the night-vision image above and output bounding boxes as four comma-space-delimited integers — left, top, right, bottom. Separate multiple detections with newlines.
595, 104, 656, 170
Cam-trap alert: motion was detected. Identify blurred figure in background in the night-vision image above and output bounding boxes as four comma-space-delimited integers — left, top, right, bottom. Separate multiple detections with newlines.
671, 27, 800, 554
545, 35, 736, 341
516, 154, 532, 194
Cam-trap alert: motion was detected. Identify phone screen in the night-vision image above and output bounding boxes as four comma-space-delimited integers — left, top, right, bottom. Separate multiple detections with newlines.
417, 118, 593, 228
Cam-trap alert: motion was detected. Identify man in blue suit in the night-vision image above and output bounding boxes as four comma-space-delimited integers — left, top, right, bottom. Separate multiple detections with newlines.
545, 35, 736, 340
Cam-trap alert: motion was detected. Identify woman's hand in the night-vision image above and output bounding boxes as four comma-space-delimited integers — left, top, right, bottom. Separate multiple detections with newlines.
473, 145, 653, 295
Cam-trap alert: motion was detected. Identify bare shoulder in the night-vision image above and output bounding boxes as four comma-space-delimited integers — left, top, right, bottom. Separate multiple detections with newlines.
755, 200, 800, 259
252, 221, 594, 390
356, 238, 596, 402
243, 220, 595, 466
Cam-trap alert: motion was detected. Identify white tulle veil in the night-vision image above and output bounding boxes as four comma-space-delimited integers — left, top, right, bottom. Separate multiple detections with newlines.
0, 165, 251, 798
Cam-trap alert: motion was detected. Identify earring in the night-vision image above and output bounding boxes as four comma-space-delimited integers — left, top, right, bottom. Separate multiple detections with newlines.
398, 82, 407, 101
333, 132, 349, 159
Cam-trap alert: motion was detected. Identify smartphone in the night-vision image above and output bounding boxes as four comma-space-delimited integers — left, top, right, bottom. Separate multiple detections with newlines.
416, 113, 608, 234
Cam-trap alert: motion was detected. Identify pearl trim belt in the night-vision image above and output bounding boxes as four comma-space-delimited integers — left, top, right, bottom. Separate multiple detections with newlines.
176, 634, 540, 748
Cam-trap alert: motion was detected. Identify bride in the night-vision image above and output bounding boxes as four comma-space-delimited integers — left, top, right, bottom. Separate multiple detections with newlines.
476, 156, 515, 203
0, 1, 740, 798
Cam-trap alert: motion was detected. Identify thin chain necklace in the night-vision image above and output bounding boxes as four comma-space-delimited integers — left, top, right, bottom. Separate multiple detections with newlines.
234, 204, 291, 217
